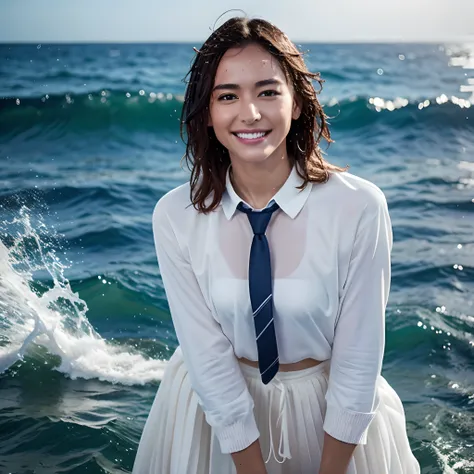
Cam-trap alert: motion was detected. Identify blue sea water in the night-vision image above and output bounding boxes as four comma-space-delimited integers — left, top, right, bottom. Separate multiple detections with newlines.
0, 42, 473, 473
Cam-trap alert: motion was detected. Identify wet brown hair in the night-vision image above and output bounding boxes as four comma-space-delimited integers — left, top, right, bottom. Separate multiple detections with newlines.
180, 16, 348, 213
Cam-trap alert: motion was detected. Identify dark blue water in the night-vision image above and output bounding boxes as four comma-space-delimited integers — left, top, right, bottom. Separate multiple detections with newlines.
0, 42, 473, 473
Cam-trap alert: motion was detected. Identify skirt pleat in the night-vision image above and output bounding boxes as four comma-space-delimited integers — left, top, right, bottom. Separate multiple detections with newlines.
301, 378, 325, 468
132, 347, 420, 474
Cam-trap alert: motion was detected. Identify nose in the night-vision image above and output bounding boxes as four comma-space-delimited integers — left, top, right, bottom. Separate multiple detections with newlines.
240, 100, 261, 124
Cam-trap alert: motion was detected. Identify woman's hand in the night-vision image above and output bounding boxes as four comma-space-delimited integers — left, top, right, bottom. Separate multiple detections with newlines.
231, 439, 267, 474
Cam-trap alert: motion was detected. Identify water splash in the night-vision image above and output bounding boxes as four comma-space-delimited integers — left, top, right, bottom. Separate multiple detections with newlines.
0, 206, 166, 385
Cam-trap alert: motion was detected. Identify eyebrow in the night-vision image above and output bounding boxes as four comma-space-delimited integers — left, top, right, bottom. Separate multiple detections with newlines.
212, 78, 283, 92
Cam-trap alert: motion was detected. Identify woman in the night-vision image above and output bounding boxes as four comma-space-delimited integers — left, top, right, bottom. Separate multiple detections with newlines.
132, 16, 421, 474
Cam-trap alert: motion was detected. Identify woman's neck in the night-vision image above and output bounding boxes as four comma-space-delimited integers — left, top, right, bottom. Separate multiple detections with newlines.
230, 157, 292, 209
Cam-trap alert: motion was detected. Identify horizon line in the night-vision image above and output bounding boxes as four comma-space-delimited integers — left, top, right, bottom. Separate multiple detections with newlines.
1, 37, 473, 46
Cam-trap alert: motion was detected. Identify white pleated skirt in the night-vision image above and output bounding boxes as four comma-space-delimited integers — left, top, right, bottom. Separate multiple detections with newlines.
132, 347, 420, 474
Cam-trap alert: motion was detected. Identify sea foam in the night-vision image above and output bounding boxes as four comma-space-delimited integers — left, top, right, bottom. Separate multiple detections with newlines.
0, 206, 166, 385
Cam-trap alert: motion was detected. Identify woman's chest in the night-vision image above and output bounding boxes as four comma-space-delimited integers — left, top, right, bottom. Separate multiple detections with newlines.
209, 274, 339, 328
188, 208, 347, 328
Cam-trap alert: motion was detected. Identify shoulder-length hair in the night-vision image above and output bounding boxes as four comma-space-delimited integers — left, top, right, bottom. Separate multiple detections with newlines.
180, 16, 348, 214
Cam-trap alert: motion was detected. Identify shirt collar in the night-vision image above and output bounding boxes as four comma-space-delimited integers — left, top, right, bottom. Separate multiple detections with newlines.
221, 164, 313, 220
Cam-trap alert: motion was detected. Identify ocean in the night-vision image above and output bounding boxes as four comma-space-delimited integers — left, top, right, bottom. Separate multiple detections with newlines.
0, 42, 473, 473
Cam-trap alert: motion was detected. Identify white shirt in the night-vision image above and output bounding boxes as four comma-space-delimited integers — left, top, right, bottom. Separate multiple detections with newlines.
152, 165, 393, 454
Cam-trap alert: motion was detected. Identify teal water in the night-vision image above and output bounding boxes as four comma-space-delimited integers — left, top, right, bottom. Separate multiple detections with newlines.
0, 42, 473, 473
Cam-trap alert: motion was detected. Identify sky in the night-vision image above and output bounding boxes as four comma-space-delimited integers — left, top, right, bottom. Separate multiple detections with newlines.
1, 0, 473, 43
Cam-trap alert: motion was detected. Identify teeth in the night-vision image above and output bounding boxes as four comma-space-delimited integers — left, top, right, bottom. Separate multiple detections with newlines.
236, 132, 266, 139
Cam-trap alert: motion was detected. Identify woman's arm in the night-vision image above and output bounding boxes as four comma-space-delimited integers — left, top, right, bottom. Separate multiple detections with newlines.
319, 432, 356, 474
322, 188, 393, 468
231, 440, 267, 474
152, 195, 262, 466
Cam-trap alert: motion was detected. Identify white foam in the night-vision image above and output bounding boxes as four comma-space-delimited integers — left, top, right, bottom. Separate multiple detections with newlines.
0, 207, 167, 385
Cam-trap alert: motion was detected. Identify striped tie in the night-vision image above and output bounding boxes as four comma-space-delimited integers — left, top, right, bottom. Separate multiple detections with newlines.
238, 201, 280, 384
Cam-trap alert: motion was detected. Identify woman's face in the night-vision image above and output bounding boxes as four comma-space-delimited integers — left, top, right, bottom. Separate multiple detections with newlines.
208, 43, 301, 167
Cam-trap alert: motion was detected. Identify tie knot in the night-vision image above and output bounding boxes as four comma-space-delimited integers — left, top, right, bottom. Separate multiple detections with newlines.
238, 202, 280, 235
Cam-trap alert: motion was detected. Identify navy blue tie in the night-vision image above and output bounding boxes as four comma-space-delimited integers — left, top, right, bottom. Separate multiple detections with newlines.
238, 201, 280, 384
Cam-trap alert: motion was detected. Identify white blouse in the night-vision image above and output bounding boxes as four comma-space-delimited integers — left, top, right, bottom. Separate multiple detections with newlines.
152, 165, 393, 455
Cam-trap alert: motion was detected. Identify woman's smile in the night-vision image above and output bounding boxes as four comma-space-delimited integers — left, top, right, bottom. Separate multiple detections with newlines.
231, 129, 272, 144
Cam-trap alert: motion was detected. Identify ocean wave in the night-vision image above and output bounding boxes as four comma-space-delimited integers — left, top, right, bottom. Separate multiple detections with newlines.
393, 263, 474, 285
0, 90, 471, 139
0, 90, 184, 139
324, 94, 472, 131
389, 197, 474, 212
0, 184, 116, 210
0, 231, 167, 385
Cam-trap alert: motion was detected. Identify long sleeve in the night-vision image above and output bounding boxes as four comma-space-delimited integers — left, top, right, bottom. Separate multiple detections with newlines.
152, 198, 260, 454
323, 190, 393, 445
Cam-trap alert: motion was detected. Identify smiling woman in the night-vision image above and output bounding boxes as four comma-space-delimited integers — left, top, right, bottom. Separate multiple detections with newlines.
131, 16, 421, 474
180, 17, 348, 214
207, 45, 303, 208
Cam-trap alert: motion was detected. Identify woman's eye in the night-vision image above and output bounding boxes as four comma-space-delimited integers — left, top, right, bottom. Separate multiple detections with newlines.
260, 90, 279, 97
218, 93, 237, 101
217, 90, 279, 101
